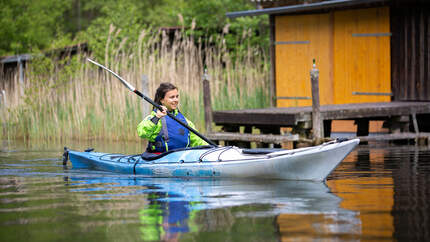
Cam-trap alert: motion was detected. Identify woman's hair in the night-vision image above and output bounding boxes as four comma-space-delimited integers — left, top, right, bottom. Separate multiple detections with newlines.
154, 82, 178, 105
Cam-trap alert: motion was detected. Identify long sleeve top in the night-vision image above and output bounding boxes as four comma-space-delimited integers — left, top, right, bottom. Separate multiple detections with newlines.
137, 109, 208, 147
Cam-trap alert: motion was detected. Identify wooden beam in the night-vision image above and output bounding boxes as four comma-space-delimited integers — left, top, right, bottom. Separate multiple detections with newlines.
213, 112, 299, 126
270, 14, 277, 107
206, 132, 303, 144
356, 132, 430, 141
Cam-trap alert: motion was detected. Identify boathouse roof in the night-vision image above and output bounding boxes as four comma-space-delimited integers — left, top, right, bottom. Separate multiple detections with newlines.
227, 0, 388, 17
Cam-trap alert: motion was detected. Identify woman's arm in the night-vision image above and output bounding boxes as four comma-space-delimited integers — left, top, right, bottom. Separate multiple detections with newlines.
137, 111, 162, 142
185, 118, 209, 147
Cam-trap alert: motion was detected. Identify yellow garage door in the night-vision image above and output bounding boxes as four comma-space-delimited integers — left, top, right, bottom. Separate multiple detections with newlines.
275, 13, 333, 107
334, 7, 391, 104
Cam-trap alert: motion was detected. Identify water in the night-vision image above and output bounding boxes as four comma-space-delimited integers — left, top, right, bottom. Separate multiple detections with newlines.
1, 140, 429, 241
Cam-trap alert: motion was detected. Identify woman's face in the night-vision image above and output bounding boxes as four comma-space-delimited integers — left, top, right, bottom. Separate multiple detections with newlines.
161, 89, 179, 111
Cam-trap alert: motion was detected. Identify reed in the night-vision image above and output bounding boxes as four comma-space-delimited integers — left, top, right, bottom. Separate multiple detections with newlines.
0, 27, 270, 142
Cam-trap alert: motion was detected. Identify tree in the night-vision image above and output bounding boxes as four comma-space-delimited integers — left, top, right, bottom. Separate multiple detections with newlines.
0, 0, 72, 56
145, 0, 269, 50
0, 0, 269, 56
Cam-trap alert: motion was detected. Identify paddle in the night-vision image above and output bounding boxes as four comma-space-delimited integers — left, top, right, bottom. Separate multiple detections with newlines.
87, 58, 217, 146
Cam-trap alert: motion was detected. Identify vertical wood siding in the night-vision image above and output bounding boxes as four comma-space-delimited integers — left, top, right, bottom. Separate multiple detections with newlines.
333, 7, 391, 104
275, 13, 333, 107
274, 7, 392, 107
391, 5, 430, 101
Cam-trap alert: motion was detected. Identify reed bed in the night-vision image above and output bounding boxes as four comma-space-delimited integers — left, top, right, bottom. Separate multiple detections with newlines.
1, 27, 270, 142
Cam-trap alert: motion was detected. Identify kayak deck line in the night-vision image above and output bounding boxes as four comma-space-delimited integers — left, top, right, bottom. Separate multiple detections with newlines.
64, 138, 360, 181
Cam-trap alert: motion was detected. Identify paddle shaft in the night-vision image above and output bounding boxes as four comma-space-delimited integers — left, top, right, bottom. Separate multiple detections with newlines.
87, 58, 217, 146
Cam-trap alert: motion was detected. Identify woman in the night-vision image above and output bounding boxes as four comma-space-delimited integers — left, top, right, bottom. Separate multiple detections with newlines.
137, 82, 207, 153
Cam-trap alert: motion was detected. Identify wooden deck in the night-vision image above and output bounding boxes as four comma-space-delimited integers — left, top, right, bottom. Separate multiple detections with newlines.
213, 102, 430, 127
209, 102, 430, 146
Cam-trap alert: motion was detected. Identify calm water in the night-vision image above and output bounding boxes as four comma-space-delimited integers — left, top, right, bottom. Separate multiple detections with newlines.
1, 140, 429, 241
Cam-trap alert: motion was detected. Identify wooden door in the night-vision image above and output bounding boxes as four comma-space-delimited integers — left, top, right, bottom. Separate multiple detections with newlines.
275, 13, 333, 107
333, 7, 391, 104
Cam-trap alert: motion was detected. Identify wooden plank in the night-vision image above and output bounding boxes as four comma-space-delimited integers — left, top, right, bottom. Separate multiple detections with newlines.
405, 11, 410, 99
208, 132, 430, 145
356, 132, 430, 142
411, 10, 416, 99
424, 11, 430, 101
419, 10, 425, 100
321, 102, 430, 119
427, 9, 430, 100
390, 6, 400, 101
206, 132, 302, 144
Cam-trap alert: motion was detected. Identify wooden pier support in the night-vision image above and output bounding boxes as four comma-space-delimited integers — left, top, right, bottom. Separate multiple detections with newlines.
141, 74, 150, 118
202, 69, 213, 133
310, 59, 323, 144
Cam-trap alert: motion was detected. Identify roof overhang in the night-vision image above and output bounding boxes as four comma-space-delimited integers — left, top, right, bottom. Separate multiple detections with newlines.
0, 43, 88, 65
226, 0, 389, 18
0, 54, 32, 64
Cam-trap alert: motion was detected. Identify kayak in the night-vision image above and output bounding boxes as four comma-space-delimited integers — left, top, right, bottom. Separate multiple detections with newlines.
64, 138, 359, 181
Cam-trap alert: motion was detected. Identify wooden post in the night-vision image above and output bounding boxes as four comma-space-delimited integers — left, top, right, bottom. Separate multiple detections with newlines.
202, 69, 213, 133
412, 113, 420, 145
269, 15, 277, 107
18, 57, 24, 85
141, 74, 150, 118
1, 90, 6, 108
412, 113, 419, 134
310, 59, 323, 144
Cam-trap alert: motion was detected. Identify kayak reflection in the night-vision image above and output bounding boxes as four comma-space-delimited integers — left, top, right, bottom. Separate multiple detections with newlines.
67, 174, 358, 240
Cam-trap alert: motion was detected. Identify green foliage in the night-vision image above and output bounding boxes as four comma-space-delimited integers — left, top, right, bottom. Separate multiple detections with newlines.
0, 0, 269, 57
0, 0, 72, 55
180, 0, 269, 48
76, 0, 150, 60
145, 0, 269, 52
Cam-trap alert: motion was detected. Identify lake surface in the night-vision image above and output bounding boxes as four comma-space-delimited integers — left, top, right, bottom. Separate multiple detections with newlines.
1, 140, 429, 241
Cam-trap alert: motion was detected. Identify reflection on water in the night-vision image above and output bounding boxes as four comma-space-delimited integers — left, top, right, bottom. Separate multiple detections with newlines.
1, 140, 430, 241
62, 175, 358, 241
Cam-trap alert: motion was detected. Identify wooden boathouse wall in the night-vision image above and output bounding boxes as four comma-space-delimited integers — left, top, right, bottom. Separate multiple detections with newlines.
391, 1, 430, 101
274, 6, 392, 107
261, 0, 430, 105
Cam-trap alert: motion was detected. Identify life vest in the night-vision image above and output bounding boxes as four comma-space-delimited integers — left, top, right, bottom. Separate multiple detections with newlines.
147, 111, 190, 153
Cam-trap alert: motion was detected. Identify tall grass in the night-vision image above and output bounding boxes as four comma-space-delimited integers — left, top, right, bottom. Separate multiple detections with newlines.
1, 26, 270, 142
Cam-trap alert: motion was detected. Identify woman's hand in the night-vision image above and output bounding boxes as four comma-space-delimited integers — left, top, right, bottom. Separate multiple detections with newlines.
155, 106, 168, 118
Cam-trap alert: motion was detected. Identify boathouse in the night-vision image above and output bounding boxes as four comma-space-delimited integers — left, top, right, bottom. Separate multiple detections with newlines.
228, 0, 429, 106
207, 0, 430, 146
0, 43, 88, 90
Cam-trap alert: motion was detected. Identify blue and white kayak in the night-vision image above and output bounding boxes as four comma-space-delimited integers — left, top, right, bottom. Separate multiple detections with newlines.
65, 138, 359, 181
